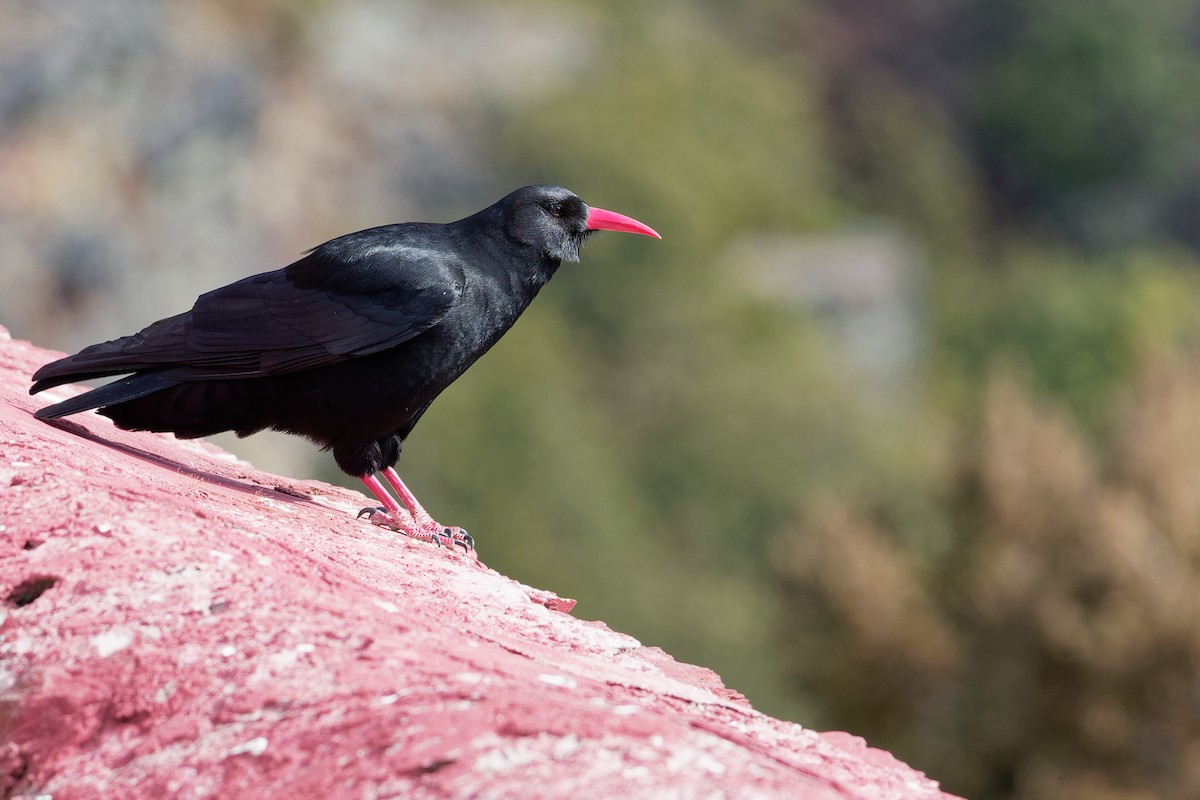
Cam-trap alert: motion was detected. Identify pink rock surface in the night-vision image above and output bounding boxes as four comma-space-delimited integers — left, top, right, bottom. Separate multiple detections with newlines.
0, 327, 959, 799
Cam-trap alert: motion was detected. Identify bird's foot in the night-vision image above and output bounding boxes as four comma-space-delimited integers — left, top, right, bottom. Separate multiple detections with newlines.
358, 507, 475, 554
423, 525, 475, 552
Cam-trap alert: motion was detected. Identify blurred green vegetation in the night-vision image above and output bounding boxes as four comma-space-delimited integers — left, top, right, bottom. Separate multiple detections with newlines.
402, 3, 1200, 798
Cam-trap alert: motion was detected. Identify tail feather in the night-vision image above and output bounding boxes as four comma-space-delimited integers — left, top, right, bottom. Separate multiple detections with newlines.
33, 372, 173, 420
30, 312, 192, 394
32, 366, 144, 395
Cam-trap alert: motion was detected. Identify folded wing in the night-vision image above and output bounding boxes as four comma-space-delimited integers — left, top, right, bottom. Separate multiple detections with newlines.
31, 239, 466, 396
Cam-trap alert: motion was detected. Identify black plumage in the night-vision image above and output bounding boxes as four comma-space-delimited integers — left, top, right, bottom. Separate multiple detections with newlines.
30, 185, 659, 549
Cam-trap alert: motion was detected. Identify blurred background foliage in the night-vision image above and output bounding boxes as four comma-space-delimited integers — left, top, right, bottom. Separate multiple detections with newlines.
5, 1, 1200, 797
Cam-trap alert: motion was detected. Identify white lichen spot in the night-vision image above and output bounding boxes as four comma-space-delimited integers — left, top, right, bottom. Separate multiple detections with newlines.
265, 649, 299, 671
209, 549, 234, 562
230, 737, 268, 757
155, 681, 178, 703
255, 555, 272, 566
613, 705, 641, 716
537, 674, 577, 689
95, 522, 112, 534
372, 599, 400, 613
475, 743, 539, 772
91, 629, 134, 657
295, 643, 315, 653
666, 749, 727, 776
552, 734, 579, 760
220, 645, 237, 658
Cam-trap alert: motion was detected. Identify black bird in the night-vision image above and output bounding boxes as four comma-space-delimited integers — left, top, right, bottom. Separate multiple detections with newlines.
30, 185, 660, 551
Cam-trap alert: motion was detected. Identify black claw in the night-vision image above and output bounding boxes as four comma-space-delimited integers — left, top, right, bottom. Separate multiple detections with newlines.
456, 530, 475, 551
357, 506, 386, 519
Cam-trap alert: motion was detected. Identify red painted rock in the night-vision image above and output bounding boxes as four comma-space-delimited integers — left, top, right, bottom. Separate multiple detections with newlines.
0, 326, 959, 799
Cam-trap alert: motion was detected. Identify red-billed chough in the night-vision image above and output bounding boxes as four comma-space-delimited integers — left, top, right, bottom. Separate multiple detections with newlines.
30, 185, 660, 552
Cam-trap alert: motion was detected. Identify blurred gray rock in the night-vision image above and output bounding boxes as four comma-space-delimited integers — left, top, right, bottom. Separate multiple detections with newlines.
725, 224, 925, 403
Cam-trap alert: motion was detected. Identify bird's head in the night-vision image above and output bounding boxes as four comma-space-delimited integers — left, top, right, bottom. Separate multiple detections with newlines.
500, 185, 660, 263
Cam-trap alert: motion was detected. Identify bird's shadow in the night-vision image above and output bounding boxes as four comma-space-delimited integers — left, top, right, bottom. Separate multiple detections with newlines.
36, 415, 319, 507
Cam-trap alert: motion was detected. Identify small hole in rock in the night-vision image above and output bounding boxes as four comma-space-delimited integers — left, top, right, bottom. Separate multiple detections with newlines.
5, 576, 60, 608
23, 540, 42, 551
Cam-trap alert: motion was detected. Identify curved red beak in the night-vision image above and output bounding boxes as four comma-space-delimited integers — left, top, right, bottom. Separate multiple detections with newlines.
586, 206, 661, 239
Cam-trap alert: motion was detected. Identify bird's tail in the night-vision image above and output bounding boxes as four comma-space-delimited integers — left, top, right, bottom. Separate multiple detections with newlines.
30, 312, 191, 394
33, 372, 171, 420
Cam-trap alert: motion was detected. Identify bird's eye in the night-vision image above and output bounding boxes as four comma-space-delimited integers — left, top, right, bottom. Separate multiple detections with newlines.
547, 202, 564, 218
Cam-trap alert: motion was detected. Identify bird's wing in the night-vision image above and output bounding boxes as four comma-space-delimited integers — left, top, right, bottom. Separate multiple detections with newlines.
31, 238, 466, 390
184, 250, 465, 377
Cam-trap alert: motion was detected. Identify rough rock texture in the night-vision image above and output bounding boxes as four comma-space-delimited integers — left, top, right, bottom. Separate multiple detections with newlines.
0, 327, 958, 799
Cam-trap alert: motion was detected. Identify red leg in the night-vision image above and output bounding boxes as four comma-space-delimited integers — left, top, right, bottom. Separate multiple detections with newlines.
361, 474, 405, 515
358, 470, 474, 553
382, 467, 433, 523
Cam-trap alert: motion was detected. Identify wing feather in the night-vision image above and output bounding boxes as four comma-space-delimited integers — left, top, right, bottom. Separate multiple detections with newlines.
31, 230, 466, 392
